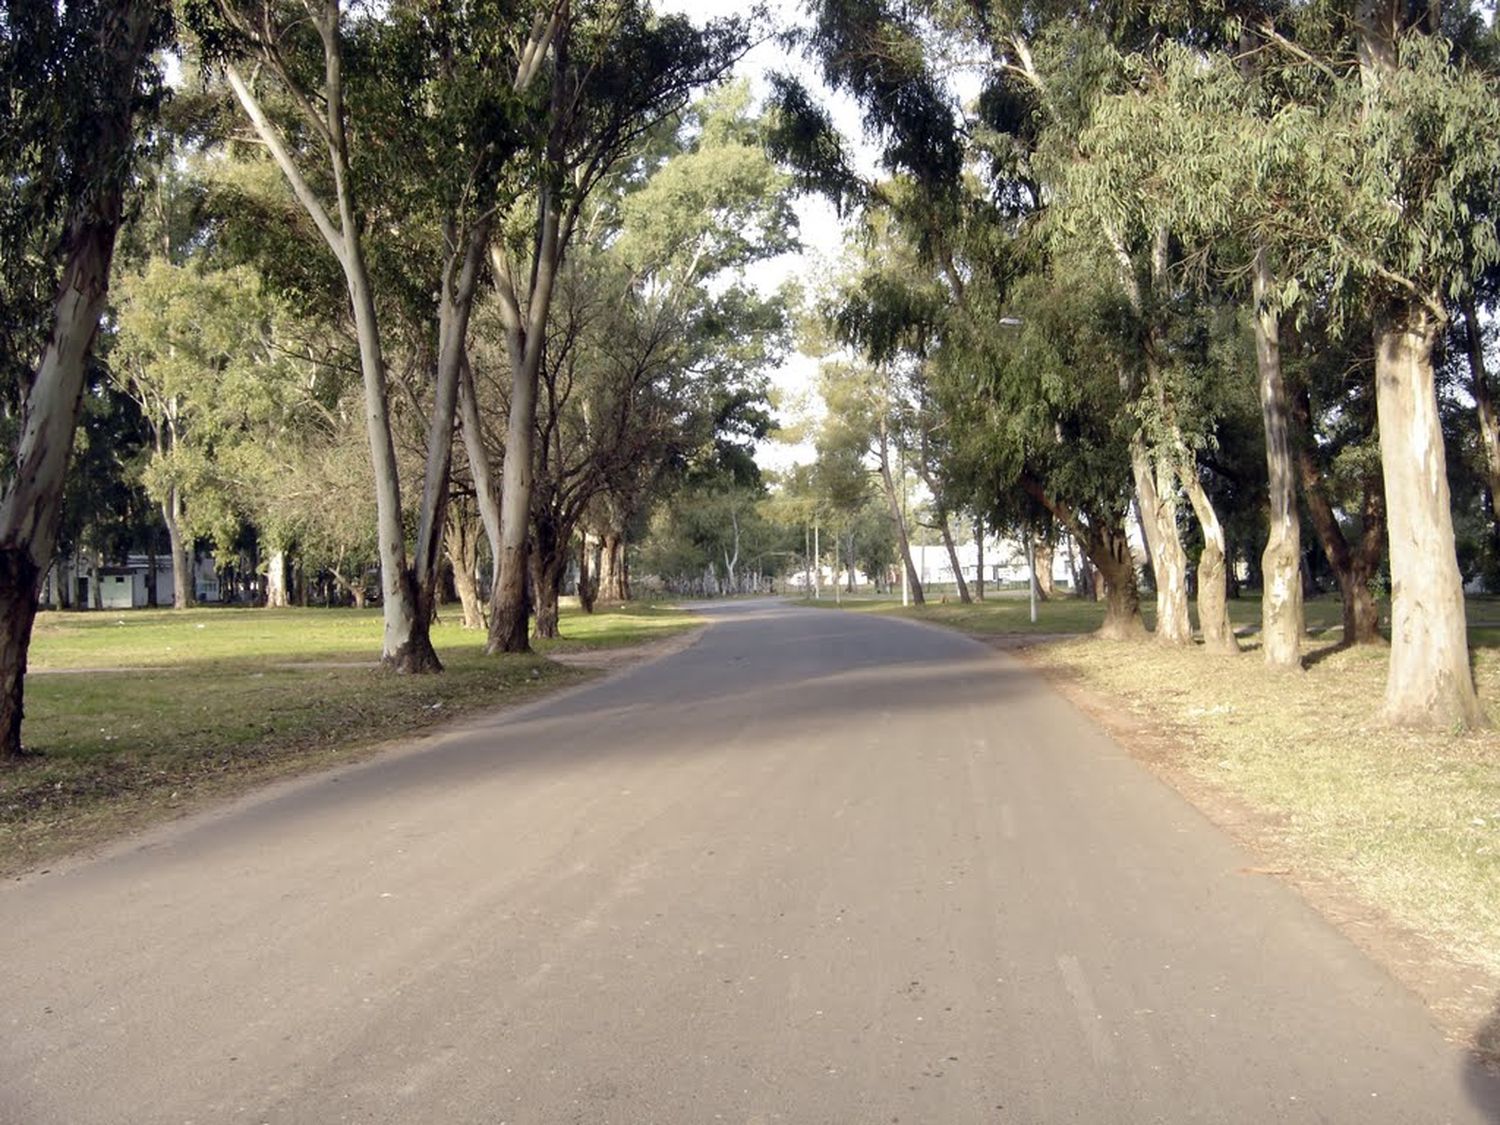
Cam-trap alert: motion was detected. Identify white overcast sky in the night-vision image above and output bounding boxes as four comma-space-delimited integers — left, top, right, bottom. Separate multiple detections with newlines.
653, 0, 875, 472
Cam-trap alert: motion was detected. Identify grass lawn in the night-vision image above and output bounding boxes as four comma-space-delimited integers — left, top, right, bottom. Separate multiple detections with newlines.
2, 601, 701, 875
799, 591, 1500, 989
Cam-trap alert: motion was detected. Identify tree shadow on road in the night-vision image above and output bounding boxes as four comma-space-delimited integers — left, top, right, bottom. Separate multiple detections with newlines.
1471, 998, 1500, 1123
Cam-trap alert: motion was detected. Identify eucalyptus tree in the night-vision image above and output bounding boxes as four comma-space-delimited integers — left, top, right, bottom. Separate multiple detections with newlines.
111, 261, 309, 606
192, 0, 546, 671
1219, 4, 1497, 724
1, 0, 170, 759
481, 1, 753, 653
932, 255, 1149, 640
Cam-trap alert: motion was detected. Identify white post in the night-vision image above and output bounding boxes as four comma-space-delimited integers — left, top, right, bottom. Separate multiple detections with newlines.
1026, 535, 1038, 624
901, 551, 910, 607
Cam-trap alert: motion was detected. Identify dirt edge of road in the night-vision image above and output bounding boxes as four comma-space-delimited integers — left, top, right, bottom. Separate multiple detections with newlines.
991, 633, 1500, 1069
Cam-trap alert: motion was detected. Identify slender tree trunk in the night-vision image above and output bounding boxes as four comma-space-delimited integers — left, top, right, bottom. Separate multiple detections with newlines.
1180, 462, 1238, 654
975, 512, 985, 601
1130, 438, 1191, 644
265, 548, 289, 608
530, 541, 563, 640
1252, 248, 1304, 668
1033, 536, 1054, 601
457, 350, 503, 586
162, 488, 194, 609
444, 508, 485, 630
1294, 418, 1387, 646
225, 57, 430, 671
577, 532, 597, 613
877, 422, 924, 605
1461, 294, 1500, 518
146, 534, 159, 607
938, 514, 971, 603
1371, 307, 1484, 727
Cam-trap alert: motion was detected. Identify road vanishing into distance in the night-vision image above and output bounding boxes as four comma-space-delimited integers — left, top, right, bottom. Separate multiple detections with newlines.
3, 599, 1498, 1124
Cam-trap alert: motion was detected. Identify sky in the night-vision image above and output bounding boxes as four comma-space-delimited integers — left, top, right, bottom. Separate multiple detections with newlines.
653, 0, 876, 473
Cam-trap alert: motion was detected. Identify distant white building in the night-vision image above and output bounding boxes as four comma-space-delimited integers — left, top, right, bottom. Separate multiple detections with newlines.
42, 552, 222, 609
906, 538, 1073, 588
787, 534, 1079, 591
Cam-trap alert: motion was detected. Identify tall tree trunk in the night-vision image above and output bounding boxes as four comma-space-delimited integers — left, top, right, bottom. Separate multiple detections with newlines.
1461, 293, 1500, 519
974, 512, 985, 601
265, 547, 289, 608
457, 350, 502, 587
402, 225, 489, 672
877, 421, 924, 605
938, 514, 971, 603
530, 543, 563, 640
444, 507, 485, 630
1130, 438, 1191, 644
1293, 401, 1387, 646
0, 0, 158, 758
598, 530, 627, 602
577, 532, 597, 613
487, 47, 569, 655
1180, 461, 1238, 654
1371, 307, 1483, 727
224, 56, 433, 673
1110, 227, 1190, 644
1033, 536, 1054, 601
161, 487, 194, 609
1253, 247, 1304, 668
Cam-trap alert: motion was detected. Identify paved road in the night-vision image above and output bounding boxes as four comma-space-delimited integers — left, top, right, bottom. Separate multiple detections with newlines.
3, 600, 1497, 1124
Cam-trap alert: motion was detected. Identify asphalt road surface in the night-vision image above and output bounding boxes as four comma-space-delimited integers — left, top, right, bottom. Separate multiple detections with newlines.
3, 600, 1497, 1124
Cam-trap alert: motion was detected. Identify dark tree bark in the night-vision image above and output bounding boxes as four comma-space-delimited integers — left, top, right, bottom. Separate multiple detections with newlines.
1020, 477, 1144, 640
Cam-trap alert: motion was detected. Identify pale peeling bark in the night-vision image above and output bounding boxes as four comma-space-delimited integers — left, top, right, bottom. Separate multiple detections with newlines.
1180, 462, 1238, 654
161, 486, 194, 609
1373, 310, 1484, 728
457, 351, 502, 585
1253, 248, 1304, 669
445, 513, 486, 631
1129, 437, 1192, 645
487, 200, 563, 653
266, 548, 289, 608
1032, 537, 1054, 601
